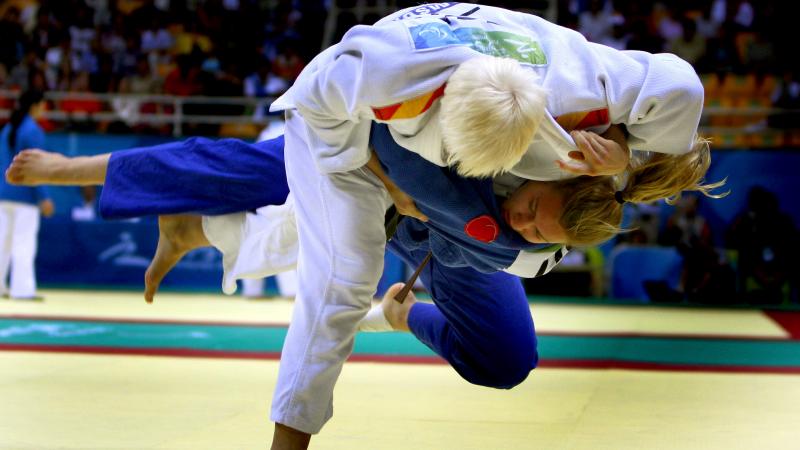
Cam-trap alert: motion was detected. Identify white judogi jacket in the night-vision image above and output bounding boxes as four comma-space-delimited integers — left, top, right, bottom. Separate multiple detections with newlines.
271, 2, 704, 181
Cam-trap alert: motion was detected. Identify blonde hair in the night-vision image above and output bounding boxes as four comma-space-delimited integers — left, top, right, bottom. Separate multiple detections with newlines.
556, 137, 728, 246
440, 56, 547, 178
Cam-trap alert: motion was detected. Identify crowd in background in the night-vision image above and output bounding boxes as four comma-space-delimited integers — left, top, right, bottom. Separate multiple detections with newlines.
0, 0, 320, 102
0, 0, 797, 304
0, 0, 797, 109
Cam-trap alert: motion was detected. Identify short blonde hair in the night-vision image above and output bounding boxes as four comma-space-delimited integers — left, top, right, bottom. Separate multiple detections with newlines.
439, 56, 547, 178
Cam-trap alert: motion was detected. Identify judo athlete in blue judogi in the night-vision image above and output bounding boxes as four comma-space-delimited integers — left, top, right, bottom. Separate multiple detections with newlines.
93, 122, 564, 389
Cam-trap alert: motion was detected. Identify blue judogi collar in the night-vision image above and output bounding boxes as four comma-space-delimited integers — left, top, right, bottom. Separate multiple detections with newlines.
370, 122, 545, 272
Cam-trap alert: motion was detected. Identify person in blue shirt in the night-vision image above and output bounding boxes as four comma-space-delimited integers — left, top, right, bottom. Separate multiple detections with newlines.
0, 90, 54, 299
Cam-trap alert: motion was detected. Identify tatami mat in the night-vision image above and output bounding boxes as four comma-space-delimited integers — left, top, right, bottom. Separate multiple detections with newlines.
1, 352, 798, 449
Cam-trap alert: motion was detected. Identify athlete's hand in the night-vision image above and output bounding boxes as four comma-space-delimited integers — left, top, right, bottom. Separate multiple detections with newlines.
388, 186, 428, 222
558, 128, 630, 176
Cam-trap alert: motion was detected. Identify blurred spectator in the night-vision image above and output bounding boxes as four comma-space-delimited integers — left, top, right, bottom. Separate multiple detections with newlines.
649, 195, 735, 303
90, 52, 116, 93
29, 6, 62, 58
660, 195, 712, 247
655, 3, 683, 42
726, 186, 798, 304
577, 0, 616, 43
695, 0, 723, 39
0, 89, 54, 300
205, 55, 243, 97
44, 33, 71, 90
87, 0, 112, 27
598, 19, 629, 50
626, 19, 665, 54
113, 54, 163, 131
27, 67, 47, 93
262, 1, 302, 62
666, 17, 706, 65
99, 16, 130, 72
140, 13, 174, 54
119, 55, 162, 95
699, 21, 739, 73
6, 49, 41, 91
768, 69, 800, 130
730, 0, 754, 30
244, 56, 288, 98
71, 36, 99, 75
617, 202, 660, 245
71, 186, 98, 221
173, 19, 212, 56
112, 33, 140, 77
68, 6, 97, 72
163, 54, 203, 96
272, 40, 305, 84
742, 28, 775, 73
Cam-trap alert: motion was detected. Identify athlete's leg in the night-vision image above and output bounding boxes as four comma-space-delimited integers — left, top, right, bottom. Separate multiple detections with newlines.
8, 137, 290, 220
387, 239, 538, 389
144, 215, 211, 303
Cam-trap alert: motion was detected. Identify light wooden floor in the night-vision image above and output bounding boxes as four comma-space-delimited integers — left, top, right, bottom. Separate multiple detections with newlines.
1, 290, 798, 449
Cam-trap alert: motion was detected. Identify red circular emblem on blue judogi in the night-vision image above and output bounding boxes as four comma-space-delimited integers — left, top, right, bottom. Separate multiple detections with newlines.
464, 215, 499, 243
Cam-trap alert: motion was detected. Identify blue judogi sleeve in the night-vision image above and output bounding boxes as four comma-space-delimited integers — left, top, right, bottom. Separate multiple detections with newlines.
99, 136, 289, 219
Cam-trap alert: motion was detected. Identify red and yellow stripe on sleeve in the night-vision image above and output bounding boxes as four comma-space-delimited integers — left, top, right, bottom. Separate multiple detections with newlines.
555, 107, 609, 132
372, 84, 447, 121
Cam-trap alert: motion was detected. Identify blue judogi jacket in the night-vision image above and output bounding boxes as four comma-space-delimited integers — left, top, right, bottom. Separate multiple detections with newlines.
370, 123, 549, 273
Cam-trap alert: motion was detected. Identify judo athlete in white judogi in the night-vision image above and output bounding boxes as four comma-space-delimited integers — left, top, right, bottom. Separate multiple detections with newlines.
264, 3, 704, 445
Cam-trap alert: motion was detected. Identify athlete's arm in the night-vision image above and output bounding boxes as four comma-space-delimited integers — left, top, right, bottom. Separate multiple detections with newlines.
365, 151, 428, 222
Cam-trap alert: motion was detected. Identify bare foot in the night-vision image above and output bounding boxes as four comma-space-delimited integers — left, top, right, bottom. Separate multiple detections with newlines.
5, 149, 109, 186
144, 215, 210, 303
380, 283, 417, 331
6, 149, 70, 185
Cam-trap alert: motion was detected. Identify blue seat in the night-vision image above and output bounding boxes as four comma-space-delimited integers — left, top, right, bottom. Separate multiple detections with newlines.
609, 245, 683, 300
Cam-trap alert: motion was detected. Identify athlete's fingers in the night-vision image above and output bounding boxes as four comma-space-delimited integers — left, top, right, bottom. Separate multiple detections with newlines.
578, 131, 606, 162
569, 131, 600, 167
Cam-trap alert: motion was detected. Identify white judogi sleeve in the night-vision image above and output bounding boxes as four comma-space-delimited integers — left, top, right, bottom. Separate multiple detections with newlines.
270, 18, 478, 173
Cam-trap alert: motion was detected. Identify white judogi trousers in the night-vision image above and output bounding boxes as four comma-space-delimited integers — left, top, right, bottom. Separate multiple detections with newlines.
0, 201, 40, 298
269, 110, 393, 433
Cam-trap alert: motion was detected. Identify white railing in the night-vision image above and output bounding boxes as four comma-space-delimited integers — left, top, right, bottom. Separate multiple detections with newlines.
1, 90, 798, 140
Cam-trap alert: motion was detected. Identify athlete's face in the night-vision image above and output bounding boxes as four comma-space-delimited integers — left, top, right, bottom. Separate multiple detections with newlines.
501, 181, 567, 244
